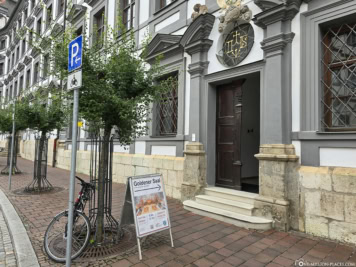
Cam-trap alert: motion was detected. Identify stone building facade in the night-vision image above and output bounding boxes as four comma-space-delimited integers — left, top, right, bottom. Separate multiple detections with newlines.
1, 0, 356, 244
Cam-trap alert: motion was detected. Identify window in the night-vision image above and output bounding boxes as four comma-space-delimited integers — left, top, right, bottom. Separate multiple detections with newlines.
5, 89, 8, 102
24, 8, 28, 20
321, 22, 356, 131
19, 76, 23, 95
123, 0, 135, 30
7, 58, 10, 72
0, 39, 5, 50
9, 85, 12, 100
26, 69, 31, 88
22, 39, 26, 56
33, 62, 39, 84
157, 0, 175, 10
11, 53, 14, 68
58, 0, 65, 16
47, 5, 52, 28
29, 30, 33, 46
31, 0, 36, 10
43, 54, 49, 78
94, 8, 105, 46
0, 62, 3, 75
76, 26, 83, 37
37, 18, 42, 35
16, 46, 20, 62
155, 73, 178, 136
14, 81, 18, 98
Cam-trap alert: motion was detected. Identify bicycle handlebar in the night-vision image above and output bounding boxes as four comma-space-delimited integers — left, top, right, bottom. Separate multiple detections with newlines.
75, 176, 95, 190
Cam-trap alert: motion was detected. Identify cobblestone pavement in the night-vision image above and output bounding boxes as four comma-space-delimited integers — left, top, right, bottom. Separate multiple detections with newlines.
0, 157, 356, 267
0, 209, 17, 267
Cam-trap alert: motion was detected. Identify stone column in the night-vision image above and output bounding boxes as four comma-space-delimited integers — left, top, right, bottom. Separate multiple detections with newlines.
181, 142, 207, 201
254, 144, 299, 231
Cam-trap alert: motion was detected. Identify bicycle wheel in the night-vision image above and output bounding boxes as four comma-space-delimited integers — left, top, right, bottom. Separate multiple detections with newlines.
44, 210, 91, 263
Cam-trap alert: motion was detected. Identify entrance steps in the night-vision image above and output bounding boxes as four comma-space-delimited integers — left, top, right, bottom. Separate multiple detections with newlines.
183, 187, 272, 230
0, 148, 8, 157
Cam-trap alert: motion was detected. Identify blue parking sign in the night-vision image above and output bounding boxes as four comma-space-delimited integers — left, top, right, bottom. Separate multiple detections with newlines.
68, 35, 83, 72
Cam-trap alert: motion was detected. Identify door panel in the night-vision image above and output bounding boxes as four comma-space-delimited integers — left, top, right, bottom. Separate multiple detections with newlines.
216, 80, 244, 190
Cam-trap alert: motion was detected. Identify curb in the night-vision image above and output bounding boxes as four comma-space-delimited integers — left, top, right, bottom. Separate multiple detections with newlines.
0, 189, 40, 267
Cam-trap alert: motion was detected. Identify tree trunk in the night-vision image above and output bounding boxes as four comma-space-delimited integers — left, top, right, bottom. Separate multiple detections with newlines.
96, 128, 110, 243
36, 133, 46, 190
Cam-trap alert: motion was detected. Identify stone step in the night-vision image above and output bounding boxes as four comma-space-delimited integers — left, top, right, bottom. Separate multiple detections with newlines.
204, 187, 258, 204
183, 200, 272, 230
195, 195, 254, 216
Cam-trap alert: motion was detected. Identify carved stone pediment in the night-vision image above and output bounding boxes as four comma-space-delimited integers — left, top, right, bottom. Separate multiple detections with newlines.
26, 16, 35, 27
24, 55, 33, 66
51, 23, 64, 37
17, 63, 25, 72
8, 74, 13, 81
34, 4, 43, 17
6, 49, 11, 56
84, 0, 100, 7
40, 37, 51, 50
254, 0, 303, 11
146, 34, 182, 60
68, 4, 87, 23
4, 78, 9, 85
31, 47, 41, 58
12, 70, 18, 77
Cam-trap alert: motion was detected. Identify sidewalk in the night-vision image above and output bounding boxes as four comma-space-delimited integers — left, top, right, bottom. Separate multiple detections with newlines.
0, 157, 355, 267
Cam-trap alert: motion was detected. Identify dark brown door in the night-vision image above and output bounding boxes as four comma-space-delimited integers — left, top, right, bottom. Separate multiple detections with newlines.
216, 80, 245, 190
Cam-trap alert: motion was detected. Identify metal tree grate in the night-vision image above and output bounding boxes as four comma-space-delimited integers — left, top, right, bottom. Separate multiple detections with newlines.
156, 75, 178, 136
25, 137, 53, 192
1, 136, 21, 175
88, 136, 121, 246
321, 22, 356, 131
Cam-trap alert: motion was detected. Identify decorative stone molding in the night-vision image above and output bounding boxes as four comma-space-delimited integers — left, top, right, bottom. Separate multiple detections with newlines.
146, 34, 182, 62
253, 2, 300, 28
6, 49, 11, 56
4, 78, 9, 85
26, 16, 35, 27
67, 4, 87, 23
31, 47, 40, 58
84, 0, 101, 7
17, 63, 25, 72
181, 142, 207, 201
0, 55, 5, 60
24, 55, 33, 66
34, 4, 43, 17
51, 23, 64, 37
40, 37, 51, 50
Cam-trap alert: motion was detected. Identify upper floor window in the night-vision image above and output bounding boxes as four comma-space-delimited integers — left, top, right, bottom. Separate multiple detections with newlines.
33, 62, 39, 84
0, 62, 3, 76
58, 0, 65, 16
157, 0, 175, 11
76, 26, 83, 37
0, 39, 5, 50
123, 0, 135, 30
19, 75, 24, 95
16, 46, 20, 62
29, 30, 33, 46
321, 22, 356, 131
22, 39, 26, 56
47, 5, 53, 28
43, 54, 49, 78
37, 18, 42, 35
26, 69, 31, 88
24, 8, 28, 20
31, 0, 36, 10
14, 81, 18, 98
94, 8, 105, 46
155, 73, 178, 136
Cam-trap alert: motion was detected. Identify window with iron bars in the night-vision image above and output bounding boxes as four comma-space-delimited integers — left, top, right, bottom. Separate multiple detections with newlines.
155, 73, 178, 136
321, 22, 356, 131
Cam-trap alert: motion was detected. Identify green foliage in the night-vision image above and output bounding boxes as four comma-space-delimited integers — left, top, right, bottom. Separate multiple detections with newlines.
15, 87, 68, 135
0, 108, 13, 133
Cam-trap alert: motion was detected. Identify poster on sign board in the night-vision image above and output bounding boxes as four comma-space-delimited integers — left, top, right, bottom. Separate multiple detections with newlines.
129, 174, 170, 237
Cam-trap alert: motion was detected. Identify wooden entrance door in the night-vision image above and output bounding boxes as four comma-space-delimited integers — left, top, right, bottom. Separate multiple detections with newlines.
216, 80, 245, 190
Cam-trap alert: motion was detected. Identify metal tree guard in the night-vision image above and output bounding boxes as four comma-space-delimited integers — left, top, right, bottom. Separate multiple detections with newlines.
88, 136, 122, 245
25, 137, 53, 192
1, 136, 21, 175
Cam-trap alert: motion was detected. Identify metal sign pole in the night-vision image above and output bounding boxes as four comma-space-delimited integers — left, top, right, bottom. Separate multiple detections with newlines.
65, 87, 79, 267
8, 103, 16, 190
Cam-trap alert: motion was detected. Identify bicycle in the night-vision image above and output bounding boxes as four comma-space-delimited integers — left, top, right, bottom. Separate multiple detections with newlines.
44, 176, 95, 263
